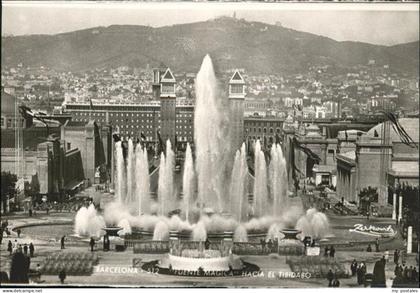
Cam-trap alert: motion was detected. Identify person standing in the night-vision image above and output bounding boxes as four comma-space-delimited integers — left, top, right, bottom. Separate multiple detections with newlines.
360, 262, 367, 285
89, 237, 95, 252
324, 246, 330, 257
60, 236, 65, 249
403, 265, 409, 281
367, 244, 372, 252
260, 239, 266, 253
351, 259, 358, 276
16, 229, 21, 238
29, 243, 34, 257
394, 249, 400, 265
23, 244, 28, 255
327, 269, 334, 287
7, 240, 13, 255
330, 245, 335, 257
411, 267, 418, 283
267, 239, 273, 253
58, 269, 66, 284
356, 264, 363, 285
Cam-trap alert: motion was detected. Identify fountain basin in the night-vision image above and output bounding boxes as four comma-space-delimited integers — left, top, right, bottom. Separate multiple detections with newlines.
278, 229, 305, 255
102, 226, 123, 237
165, 253, 235, 272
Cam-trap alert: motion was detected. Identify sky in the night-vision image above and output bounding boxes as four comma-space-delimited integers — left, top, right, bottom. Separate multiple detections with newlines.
2, 2, 419, 46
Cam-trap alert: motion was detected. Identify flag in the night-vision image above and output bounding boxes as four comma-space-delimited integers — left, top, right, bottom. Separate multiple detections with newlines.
289, 137, 301, 191
19, 105, 34, 119
380, 111, 418, 148
112, 133, 121, 142
140, 132, 147, 141
157, 130, 164, 154
292, 137, 321, 163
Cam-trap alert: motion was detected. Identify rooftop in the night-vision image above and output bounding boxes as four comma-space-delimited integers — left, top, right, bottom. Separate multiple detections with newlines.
366, 118, 419, 143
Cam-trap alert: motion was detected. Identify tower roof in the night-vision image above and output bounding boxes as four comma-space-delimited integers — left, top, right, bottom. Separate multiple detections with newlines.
229, 70, 245, 85
160, 68, 176, 83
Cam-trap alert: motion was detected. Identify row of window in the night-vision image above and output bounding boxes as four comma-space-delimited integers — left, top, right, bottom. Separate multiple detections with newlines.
245, 127, 281, 134
119, 124, 154, 129
245, 121, 283, 127
1, 117, 25, 128
176, 125, 193, 129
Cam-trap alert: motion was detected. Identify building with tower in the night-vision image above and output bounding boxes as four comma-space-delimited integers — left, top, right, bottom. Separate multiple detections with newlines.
228, 70, 246, 151
159, 68, 177, 145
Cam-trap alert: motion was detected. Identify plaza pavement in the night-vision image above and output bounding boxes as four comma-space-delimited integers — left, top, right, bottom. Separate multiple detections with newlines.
0, 207, 417, 287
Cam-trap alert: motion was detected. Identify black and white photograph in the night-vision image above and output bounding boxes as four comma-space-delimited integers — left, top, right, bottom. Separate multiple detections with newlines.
0, 1, 419, 291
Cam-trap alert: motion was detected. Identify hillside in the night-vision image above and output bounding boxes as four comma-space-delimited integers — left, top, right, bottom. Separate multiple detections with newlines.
1, 17, 419, 74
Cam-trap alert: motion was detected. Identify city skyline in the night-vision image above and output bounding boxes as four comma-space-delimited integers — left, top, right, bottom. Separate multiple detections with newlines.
2, 2, 419, 46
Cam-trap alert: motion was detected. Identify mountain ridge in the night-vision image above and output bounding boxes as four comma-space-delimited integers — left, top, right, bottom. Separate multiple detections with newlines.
2, 17, 419, 74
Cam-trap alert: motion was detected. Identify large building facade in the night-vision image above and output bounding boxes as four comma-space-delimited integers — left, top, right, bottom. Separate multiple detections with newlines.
63, 68, 248, 152
336, 118, 419, 206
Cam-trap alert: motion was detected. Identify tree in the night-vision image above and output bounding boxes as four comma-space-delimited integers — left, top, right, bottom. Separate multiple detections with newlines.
1, 172, 17, 214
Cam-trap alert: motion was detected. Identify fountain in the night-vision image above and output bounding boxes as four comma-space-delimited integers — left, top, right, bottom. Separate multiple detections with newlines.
74, 55, 330, 261
194, 55, 232, 214
253, 140, 268, 217
182, 143, 194, 223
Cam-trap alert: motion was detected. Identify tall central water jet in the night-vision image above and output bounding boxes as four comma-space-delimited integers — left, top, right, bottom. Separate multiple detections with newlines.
194, 55, 231, 213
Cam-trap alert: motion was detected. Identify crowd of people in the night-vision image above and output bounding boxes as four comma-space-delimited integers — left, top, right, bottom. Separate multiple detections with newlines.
323, 245, 335, 257
393, 249, 419, 286
7, 240, 35, 257
326, 269, 340, 287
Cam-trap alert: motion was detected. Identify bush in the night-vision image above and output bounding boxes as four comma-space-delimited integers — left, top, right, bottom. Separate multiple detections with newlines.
40, 252, 98, 276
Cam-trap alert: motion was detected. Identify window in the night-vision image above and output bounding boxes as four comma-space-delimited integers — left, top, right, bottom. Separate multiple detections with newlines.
230, 84, 243, 94
162, 84, 174, 94
321, 175, 330, 185
328, 149, 334, 154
